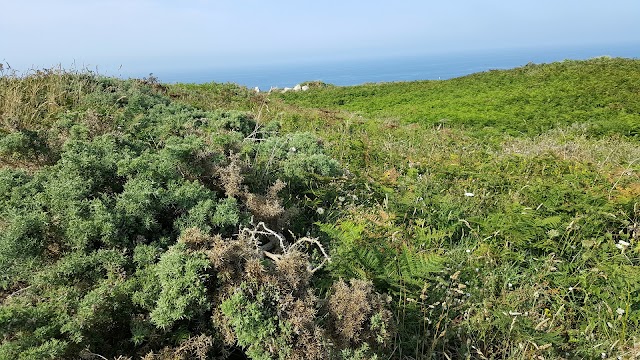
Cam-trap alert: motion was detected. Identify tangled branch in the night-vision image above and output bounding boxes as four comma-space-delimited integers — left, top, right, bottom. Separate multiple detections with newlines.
240, 222, 331, 273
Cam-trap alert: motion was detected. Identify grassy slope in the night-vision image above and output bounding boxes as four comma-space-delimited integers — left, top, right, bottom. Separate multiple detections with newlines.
279, 57, 640, 137
1, 58, 638, 359
171, 57, 640, 359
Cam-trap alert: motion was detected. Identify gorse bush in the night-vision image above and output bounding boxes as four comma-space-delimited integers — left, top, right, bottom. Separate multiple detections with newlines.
0, 70, 388, 359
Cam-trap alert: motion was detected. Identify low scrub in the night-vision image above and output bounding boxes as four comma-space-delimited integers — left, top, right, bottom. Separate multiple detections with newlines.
2, 59, 640, 359
0, 71, 389, 359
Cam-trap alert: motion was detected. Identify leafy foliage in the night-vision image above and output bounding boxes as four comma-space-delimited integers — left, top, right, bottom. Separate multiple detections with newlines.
0, 70, 385, 359
2, 58, 640, 359
150, 243, 211, 328
270, 58, 640, 359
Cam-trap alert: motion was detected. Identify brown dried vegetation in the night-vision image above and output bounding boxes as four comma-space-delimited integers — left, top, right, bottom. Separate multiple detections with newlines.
175, 227, 392, 359
328, 279, 393, 349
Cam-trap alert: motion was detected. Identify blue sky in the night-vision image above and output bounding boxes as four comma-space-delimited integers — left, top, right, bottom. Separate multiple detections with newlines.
2, 0, 639, 75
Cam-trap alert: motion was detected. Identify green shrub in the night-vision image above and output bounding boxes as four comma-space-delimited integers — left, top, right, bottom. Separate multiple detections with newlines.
0, 71, 394, 359
150, 243, 211, 328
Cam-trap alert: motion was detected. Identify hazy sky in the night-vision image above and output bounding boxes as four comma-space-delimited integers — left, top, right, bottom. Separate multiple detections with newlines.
2, 0, 639, 74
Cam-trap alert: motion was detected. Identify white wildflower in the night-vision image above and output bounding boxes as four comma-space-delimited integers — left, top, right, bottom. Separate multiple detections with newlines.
615, 240, 630, 251
616, 308, 625, 315
338, 196, 345, 202
316, 207, 325, 215
289, 147, 297, 152
615, 239, 629, 251
464, 192, 474, 197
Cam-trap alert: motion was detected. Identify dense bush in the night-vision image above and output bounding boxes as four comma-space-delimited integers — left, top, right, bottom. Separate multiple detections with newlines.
0, 72, 389, 359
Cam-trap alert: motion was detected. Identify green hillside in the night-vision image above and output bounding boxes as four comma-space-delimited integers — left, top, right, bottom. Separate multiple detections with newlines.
1, 58, 639, 359
279, 57, 640, 137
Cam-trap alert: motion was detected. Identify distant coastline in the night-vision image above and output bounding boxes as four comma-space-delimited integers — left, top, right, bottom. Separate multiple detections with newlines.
155, 43, 640, 89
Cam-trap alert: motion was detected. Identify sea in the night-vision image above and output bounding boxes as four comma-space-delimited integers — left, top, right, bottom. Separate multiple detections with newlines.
156, 43, 639, 90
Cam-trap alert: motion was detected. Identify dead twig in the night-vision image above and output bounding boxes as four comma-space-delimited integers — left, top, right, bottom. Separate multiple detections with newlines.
240, 222, 331, 273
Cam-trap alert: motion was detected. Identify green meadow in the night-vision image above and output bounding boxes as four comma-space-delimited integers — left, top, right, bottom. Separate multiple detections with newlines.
1, 57, 639, 359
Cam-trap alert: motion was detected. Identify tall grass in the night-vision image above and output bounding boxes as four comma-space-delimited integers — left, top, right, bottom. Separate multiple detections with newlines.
257, 58, 640, 358
0, 65, 97, 132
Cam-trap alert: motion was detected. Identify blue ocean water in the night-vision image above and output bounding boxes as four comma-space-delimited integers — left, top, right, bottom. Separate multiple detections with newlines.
157, 43, 639, 89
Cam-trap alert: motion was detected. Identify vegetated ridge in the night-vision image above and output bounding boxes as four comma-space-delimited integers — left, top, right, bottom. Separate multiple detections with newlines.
1, 57, 639, 359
